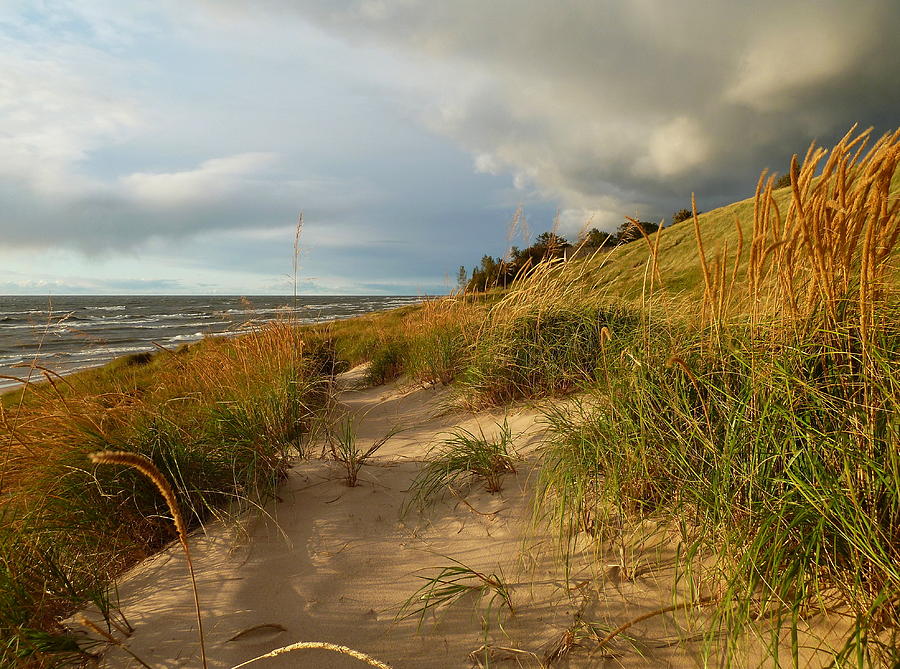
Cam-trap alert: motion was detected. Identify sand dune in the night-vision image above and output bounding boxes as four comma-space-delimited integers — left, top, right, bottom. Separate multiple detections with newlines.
75, 367, 844, 668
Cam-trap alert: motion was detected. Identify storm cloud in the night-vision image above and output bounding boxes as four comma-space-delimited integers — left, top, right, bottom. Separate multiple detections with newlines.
238, 0, 900, 229
2, 1, 899, 292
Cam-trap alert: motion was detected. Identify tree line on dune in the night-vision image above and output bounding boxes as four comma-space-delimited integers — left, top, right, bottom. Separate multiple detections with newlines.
459, 164, 797, 294
459, 209, 691, 293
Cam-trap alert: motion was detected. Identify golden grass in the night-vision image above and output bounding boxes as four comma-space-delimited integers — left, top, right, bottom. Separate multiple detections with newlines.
88, 450, 207, 668
686, 125, 900, 332
229, 641, 393, 669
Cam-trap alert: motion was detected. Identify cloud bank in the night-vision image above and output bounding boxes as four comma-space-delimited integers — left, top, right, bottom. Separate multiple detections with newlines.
2, 0, 899, 292
230, 0, 900, 230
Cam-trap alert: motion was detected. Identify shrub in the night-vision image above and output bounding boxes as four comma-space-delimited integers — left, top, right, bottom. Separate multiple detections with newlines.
364, 338, 406, 385
671, 208, 693, 225
773, 172, 791, 189
464, 304, 638, 405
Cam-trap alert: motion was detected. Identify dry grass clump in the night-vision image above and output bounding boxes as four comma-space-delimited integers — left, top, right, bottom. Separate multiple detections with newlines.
693, 125, 900, 331
0, 321, 330, 666
399, 295, 480, 386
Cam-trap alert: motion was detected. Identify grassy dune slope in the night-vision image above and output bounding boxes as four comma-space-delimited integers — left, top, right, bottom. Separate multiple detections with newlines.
1, 326, 332, 666
580, 163, 899, 303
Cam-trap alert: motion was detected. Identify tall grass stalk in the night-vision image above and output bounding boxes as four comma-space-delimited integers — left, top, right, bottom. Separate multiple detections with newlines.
88, 450, 207, 669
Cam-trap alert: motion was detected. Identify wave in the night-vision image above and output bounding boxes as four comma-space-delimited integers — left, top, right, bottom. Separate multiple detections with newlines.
1, 296, 424, 388
145, 312, 218, 320
71, 345, 153, 358
167, 332, 205, 343
223, 306, 294, 315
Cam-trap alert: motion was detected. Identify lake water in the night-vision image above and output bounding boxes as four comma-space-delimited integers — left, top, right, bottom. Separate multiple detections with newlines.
0, 295, 421, 390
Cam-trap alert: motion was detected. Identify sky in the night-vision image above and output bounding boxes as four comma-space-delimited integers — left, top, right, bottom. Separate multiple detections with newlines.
1, 1, 899, 295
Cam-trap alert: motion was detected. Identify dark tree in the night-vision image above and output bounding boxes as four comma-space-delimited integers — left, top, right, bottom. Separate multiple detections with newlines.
580, 228, 616, 248
671, 208, 695, 225
464, 229, 577, 293
456, 265, 468, 289
533, 231, 570, 251
774, 173, 792, 189
615, 220, 660, 243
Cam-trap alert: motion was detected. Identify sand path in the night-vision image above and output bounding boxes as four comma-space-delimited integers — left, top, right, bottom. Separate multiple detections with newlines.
82, 368, 714, 668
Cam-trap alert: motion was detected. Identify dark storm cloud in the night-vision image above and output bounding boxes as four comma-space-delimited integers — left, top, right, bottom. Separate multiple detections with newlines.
219, 0, 900, 227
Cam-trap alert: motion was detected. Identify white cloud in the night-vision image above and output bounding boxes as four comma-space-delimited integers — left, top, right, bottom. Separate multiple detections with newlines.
640, 117, 711, 178
0, 40, 140, 193
474, 153, 500, 175
726, 16, 863, 111
121, 153, 278, 206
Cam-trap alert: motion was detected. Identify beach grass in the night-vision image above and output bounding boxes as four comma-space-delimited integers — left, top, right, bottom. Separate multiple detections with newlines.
330, 126, 900, 664
0, 322, 331, 666
524, 127, 900, 665
403, 419, 518, 514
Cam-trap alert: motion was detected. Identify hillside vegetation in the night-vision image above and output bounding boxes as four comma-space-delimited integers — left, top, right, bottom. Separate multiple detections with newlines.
1, 326, 333, 665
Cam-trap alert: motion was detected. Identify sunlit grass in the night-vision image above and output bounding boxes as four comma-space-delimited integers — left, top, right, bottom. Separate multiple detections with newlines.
0, 322, 330, 665
404, 419, 518, 514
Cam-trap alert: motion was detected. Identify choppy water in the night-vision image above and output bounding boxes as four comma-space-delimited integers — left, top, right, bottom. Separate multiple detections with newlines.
0, 295, 421, 390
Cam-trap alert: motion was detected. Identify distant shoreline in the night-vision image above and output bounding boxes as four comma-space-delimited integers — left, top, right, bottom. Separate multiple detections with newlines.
0, 294, 423, 394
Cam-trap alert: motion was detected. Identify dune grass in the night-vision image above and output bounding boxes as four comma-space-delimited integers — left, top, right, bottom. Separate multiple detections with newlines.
404, 419, 518, 514
325, 415, 402, 487
303, 292, 491, 390
524, 127, 900, 665
397, 557, 514, 629
0, 322, 331, 666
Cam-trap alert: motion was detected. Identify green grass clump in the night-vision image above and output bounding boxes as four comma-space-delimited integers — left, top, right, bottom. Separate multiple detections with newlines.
326, 416, 401, 487
397, 557, 513, 628
463, 303, 638, 405
402, 323, 467, 387
537, 314, 900, 664
405, 420, 517, 514
364, 337, 407, 386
